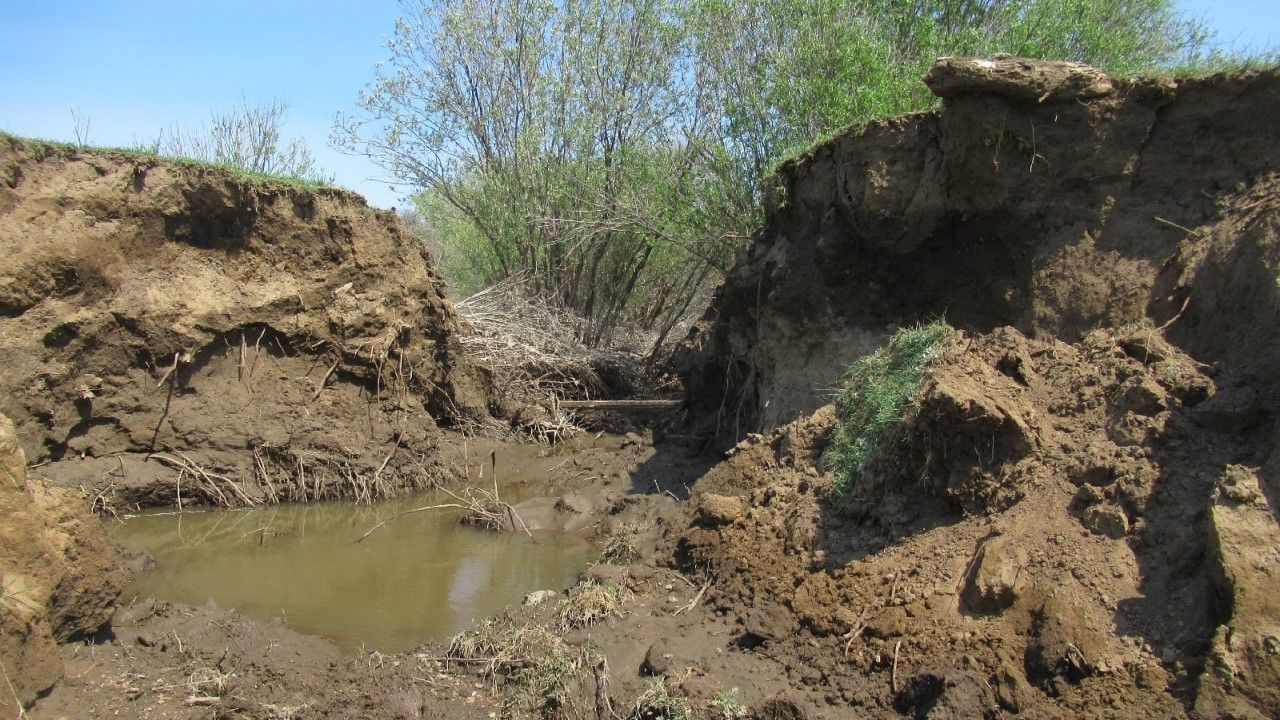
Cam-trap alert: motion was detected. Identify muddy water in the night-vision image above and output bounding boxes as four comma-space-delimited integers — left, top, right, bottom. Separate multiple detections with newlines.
113, 489, 594, 653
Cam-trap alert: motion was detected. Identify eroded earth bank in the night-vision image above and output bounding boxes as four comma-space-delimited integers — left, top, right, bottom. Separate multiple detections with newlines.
3, 57, 1279, 720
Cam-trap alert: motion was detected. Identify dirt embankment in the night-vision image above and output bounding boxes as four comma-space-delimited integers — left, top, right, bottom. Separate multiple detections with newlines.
0, 136, 489, 508
680, 57, 1280, 439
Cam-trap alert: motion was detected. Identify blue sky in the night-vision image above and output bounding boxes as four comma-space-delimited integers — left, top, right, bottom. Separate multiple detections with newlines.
1, 1, 1276, 209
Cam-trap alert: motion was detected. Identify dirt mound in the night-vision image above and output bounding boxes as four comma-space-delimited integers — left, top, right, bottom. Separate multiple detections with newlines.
680, 57, 1280, 439
0, 136, 489, 508
1, 412, 127, 712
670, 326, 1278, 718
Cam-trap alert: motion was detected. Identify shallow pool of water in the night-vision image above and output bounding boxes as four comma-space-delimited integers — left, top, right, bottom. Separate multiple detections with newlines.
113, 489, 594, 653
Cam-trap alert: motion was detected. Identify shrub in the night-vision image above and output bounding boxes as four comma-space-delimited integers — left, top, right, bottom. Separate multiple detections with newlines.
708, 688, 745, 720
824, 319, 952, 504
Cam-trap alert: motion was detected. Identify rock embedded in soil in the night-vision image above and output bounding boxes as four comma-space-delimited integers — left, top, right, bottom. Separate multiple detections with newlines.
961, 535, 1025, 615
1195, 465, 1280, 718
641, 641, 673, 677
522, 590, 560, 607
1080, 504, 1130, 539
695, 492, 745, 526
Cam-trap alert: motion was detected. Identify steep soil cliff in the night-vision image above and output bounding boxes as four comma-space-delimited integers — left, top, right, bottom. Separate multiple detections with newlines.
0, 136, 490, 507
681, 58, 1280, 439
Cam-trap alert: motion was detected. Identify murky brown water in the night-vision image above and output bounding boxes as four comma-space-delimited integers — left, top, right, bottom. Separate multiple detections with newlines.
113, 489, 594, 653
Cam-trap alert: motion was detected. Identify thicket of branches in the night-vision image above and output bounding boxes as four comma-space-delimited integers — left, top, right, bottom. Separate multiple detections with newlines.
336, 0, 1227, 351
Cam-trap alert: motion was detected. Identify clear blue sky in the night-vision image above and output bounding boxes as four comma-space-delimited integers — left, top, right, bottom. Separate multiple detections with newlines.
1, 1, 1276, 209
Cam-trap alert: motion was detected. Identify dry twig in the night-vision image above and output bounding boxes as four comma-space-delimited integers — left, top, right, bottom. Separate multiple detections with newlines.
672, 581, 711, 616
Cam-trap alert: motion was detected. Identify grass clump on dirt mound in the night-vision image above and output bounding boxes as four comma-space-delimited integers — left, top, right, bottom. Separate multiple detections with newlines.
824, 319, 952, 504
3, 132, 334, 190
447, 615, 586, 717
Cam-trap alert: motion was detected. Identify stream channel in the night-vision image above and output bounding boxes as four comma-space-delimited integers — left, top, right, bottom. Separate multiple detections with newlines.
112, 487, 595, 653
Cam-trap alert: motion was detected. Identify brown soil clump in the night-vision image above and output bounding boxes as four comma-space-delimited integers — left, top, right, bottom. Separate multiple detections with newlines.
0, 136, 489, 509
1, 412, 127, 712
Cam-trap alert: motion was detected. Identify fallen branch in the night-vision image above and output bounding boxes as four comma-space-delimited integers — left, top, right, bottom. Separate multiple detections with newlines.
557, 399, 681, 411
1156, 296, 1191, 331
842, 607, 871, 658
310, 359, 339, 402
156, 353, 180, 388
415, 656, 535, 667
1153, 215, 1195, 234
672, 581, 711, 616
355, 503, 468, 543
148, 451, 257, 508
891, 640, 902, 694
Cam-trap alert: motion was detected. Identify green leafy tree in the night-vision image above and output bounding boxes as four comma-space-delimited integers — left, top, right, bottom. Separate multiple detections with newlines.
337, 0, 752, 350
687, 0, 1219, 188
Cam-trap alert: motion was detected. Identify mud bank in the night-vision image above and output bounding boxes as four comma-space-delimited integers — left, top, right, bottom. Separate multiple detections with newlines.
0, 135, 489, 508
680, 57, 1280, 438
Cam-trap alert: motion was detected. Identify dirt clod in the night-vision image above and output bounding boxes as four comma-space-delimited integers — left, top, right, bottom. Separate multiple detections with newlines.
961, 535, 1024, 615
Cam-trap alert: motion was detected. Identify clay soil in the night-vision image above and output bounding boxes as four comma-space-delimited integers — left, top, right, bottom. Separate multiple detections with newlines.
4, 57, 1280, 720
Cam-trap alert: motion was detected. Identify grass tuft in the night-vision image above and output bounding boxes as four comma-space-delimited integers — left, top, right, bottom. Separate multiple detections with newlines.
708, 688, 745, 720
629, 677, 691, 720
599, 522, 645, 565
556, 580, 623, 632
823, 319, 952, 504
447, 615, 584, 718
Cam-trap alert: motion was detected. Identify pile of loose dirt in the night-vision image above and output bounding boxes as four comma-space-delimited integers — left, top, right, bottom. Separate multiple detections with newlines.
667, 326, 1278, 718
0, 136, 490, 509
1, 412, 127, 711
680, 57, 1280, 439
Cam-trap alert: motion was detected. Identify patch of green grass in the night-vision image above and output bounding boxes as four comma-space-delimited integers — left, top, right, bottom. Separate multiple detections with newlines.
1161, 52, 1280, 78
708, 688, 744, 720
823, 319, 953, 505
2, 131, 335, 190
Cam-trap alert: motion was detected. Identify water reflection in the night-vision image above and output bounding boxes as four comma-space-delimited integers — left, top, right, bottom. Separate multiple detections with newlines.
114, 490, 593, 652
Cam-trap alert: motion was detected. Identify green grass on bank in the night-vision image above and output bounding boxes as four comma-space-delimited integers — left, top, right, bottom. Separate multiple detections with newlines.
1163, 53, 1280, 78
2, 131, 336, 191
824, 319, 953, 505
